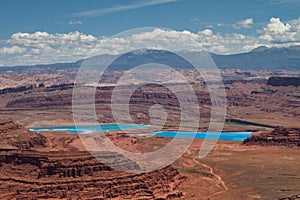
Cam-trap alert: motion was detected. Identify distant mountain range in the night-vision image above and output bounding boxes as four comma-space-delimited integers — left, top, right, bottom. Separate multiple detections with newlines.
211, 45, 300, 70
1, 45, 299, 75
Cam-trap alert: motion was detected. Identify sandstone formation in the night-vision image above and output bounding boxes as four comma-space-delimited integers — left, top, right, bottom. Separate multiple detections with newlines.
0, 119, 184, 199
1, 77, 300, 130
0, 150, 184, 199
243, 127, 300, 147
0, 118, 46, 150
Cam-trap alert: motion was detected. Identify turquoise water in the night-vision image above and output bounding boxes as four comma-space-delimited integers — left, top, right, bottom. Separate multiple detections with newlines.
29, 125, 252, 141
29, 124, 146, 134
153, 131, 252, 141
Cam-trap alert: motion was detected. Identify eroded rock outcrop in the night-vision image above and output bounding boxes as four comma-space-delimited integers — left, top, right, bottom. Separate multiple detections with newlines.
0, 119, 184, 199
243, 127, 300, 147
0, 118, 46, 150
0, 150, 184, 199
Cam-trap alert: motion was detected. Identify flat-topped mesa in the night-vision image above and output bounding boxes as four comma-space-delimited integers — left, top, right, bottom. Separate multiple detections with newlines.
0, 118, 46, 150
267, 76, 300, 87
243, 127, 300, 147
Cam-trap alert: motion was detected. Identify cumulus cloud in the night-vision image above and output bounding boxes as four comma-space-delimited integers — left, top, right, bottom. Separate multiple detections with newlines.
259, 17, 299, 43
0, 46, 26, 54
233, 18, 254, 29
1, 17, 300, 66
0, 29, 254, 66
1, 31, 98, 66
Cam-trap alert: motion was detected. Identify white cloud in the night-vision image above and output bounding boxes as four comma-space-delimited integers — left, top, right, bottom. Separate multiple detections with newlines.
70, 0, 179, 17
259, 17, 299, 43
0, 46, 26, 54
1, 31, 98, 65
0, 29, 255, 65
69, 21, 83, 25
1, 17, 300, 66
233, 18, 254, 29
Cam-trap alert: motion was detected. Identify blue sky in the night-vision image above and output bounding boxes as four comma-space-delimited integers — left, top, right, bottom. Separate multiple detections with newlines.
1, 0, 299, 38
0, 0, 300, 66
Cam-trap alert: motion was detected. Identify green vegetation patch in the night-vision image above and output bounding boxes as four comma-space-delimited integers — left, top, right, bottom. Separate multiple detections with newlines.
179, 168, 214, 178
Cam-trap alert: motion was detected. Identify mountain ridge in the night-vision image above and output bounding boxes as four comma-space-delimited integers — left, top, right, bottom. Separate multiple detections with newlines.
0, 45, 299, 74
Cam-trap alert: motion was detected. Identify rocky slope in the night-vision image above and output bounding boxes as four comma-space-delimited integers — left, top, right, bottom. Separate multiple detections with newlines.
0, 118, 46, 150
0, 119, 184, 199
0, 150, 184, 199
243, 127, 300, 147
